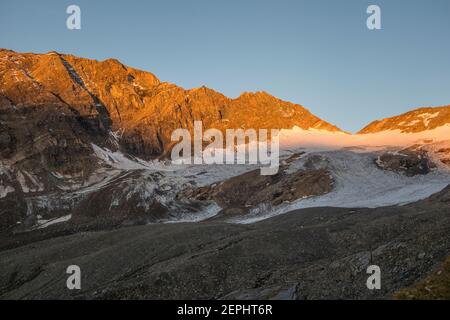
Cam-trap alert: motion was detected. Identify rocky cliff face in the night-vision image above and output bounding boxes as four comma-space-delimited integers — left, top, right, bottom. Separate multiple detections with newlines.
359, 105, 450, 134
0, 49, 343, 162
2, 48, 449, 231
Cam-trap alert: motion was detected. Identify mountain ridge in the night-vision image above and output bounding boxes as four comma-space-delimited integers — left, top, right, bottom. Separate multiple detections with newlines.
0, 49, 343, 160
3, 48, 450, 139
359, 105, 450, 134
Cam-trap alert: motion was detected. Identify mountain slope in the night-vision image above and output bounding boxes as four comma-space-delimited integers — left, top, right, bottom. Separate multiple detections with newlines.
0, 48, 344, 231
359, 105, 450, 134
0, 49, 343, 160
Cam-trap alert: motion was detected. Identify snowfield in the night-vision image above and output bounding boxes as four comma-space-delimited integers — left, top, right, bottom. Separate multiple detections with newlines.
167, 126, 450, 224
279, 124, 450, 150
57, 129, 450, 225
5, 126, 450, 228
232, 148, 450, 224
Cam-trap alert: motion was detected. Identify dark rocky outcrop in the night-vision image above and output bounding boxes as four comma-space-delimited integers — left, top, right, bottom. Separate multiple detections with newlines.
178, 167, 334, 217
375, 149, 435, 176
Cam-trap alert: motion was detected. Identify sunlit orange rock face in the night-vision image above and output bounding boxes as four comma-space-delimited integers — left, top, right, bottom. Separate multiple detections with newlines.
359, 105, 450, 134
0, 49, 343, 161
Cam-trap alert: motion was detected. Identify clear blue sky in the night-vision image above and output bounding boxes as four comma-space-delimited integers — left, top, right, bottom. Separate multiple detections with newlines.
1, 0, 450, 132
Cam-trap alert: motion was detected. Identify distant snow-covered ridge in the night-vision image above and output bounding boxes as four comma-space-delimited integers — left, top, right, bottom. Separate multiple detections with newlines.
279, 124, 450, 150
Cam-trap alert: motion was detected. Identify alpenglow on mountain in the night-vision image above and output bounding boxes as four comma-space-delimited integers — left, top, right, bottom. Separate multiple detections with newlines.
359, 105, 450, 134
2, 49, 450, 300
0, 49, 343, 161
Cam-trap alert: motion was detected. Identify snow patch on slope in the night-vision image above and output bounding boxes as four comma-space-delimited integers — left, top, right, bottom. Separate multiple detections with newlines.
0, 185, 14, 198
16, 170, 44, 193
36, 214, 72, 229
91, 143, 176, 172
418, 112, 440, 127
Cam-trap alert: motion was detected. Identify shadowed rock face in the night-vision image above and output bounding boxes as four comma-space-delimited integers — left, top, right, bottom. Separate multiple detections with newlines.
375, 149, 435, 176
70, 170, 209, 226
0, 102, 108, 231
0, 193, 27, 232
436, 147, 450, 168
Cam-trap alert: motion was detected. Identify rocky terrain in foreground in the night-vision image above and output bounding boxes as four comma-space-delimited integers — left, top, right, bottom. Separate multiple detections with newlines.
395, 256, 450, 299
1, 185, 450, 299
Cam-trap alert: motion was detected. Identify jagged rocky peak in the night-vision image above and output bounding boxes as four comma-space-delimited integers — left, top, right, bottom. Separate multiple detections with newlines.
359, 105, 450, 134
0, 49, 345, 160
228, 91, 343, 132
